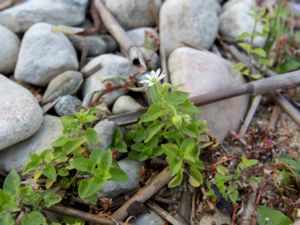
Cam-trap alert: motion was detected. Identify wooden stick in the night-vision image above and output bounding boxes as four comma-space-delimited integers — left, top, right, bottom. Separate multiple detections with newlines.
239, 95, 262, 136
47, 205, 131, 225
94, 0, 146, 71
228, 45, 300, 126
268, 106, 281, 131
270, 92, 300, 126
79, 0, 101, 35
108, 70, 300, 126
112, 167, 173, 221
239, 185, 258, 225
178, 187, 192, 223
146, 201, 188, 225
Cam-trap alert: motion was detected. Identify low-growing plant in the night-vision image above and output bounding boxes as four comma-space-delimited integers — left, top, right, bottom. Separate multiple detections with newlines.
213, 156, 259, 204
126, 69, 213, 188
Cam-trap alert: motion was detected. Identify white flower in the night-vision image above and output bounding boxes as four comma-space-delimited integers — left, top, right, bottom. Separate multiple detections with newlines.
140, 69, 166, 87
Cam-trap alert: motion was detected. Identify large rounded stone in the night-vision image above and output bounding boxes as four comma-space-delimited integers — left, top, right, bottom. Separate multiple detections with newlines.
0, 115, 62, 172
14, 23, 79, 86
169, 47, 249, 142
0, 25, 20, 75
160, 0, 219, 56
102, 0, 160, 30
0, 75, 43, 151
42, 71, 83, 104
81, 54, 138, 105
0, 0, 88, 33
219, 1, 266, 47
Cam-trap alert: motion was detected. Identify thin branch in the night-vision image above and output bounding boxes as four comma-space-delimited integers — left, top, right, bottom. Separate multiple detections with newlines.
94, 0, 146, 71
112, 167, 173, 221
46, 205, 131, 225
239, 95, 262, 136
108, 70, 300, 126
79, 0, 101, 35
146, 201, 188, 225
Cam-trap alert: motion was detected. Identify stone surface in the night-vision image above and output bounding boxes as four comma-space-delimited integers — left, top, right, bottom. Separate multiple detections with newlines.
222, 0, 255, 11
169, 47, 248, 142
219, 2, 266, 47
0, 25, 20, 75
54, 95, 82, 116
125, 27, 160, 70
160, 0, 219, 56
102, 0, 160, 30
112, 95, 144, 115
0, 115, 62, 172
100, 158, 141, 198
198, 209, 231, 225
42, 71, 83, 104
15, 23, 79, 86
81, 54, 138, 105
67, 35, 118, 57
93, 119, 117, 149
132, 210, 166, 225
0, 0, 88, 33
126, 27, 159, 48
0, 75, 43, 151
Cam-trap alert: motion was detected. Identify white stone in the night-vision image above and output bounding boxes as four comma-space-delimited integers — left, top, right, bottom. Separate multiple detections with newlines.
169, 47, 249, 142
100, 158, 141, 198
14, 23, 79, 86
0, 25, 20, 75
126, 27, 159, 48
160, 0, 219, 56
219, 2, 266, 47
0, 75, 43, 151
0, 115, 62, 172
81, 54, 138, 105
199, 209, 231, 225
112, 95, 144, 115
93, 119, 117, 149
132, 211, 166, 225
102, 0, 160, 30
223, 0, 255, 11
0, 0, 88, 33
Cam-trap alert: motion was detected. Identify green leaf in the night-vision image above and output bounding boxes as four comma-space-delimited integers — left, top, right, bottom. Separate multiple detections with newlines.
165, 91, 189, 104
238, 42, 251, 53
140, 104, 166, 123
257, 206, 292, 225
168, 170, 183, 188
229, 190, 239, 204
44, 194, 62, 208
3, 170, 20, 195
78, 176, 104, 199
238, 32, 251, 40
43, 165, 57, 182
239, 156, 258, 170
97, 150, 112, 173
217, 166, 228, 175
85, 128, 98, 144
63, 137, 86, 155
232, 62, 245, 73
0, 190, 19, 213
23, 153, 42, 174
40, 149, 54, 162
145, 122, 164, 143
189, 167, 203, 187
70, 157, 93, 173
58, 168, 69, 177
110, 167, 128, 182
276, 59, 300, 74
162, 144, 181, 158
169, 160, 183, 176
21, 211, 47, 225
252, 48, 266, 57
0, 213, 14, 225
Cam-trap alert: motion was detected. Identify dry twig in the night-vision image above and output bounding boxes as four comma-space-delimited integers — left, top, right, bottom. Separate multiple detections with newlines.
94, 0, 146, 71
112, 167, 173, 221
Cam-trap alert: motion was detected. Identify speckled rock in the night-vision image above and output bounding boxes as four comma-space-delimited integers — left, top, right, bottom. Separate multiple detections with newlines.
132, 211, 166, 225
93, 119, 117, 149
102, 0, 161, 30
219, 2, 266, 47
112, 95, 144, 115
169, 47, 249, 142
0, 25, 20, 75
222, 0, 255, 11
54, 95, 82, 116
14, 23, 79, 86
0, 115, 62, 171
0, 75, 43, 151
67, 35, 118, 57
81, 54, 139, 105
99, 158, 141, 198
0, 0, 88, 33
160, 0, 219, 56
42, 71, 83, 104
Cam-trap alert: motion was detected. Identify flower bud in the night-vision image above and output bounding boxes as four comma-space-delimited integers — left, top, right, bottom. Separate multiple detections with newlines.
182, 114, 192, 124
172, 115, 182, 129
